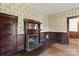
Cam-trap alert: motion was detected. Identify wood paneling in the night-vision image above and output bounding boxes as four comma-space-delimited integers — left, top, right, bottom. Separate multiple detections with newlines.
0, 12, 18, 55
0, 31, 68, 55
17, 34, 24, 51
69, 32, 79, 38
16, 32, 68, 52
40, 32, 68, 44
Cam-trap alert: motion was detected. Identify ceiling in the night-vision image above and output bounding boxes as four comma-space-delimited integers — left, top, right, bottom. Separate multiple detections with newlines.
30, 3, 79, 15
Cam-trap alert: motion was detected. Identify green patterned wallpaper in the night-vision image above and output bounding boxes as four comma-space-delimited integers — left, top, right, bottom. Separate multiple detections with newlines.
49, 7, 79, 32
0, 3, 49, 34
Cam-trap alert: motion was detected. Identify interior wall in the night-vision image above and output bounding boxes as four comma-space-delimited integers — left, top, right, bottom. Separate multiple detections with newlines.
49, 7, 79, 32
0, 3, 50, 34
0, 3, 79, 34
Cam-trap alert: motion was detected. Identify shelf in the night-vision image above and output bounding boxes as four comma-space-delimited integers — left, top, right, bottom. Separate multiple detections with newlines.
26, 29, 38, 31
24, 19, 41, 24
25, 29, 39, 35
26, 29, 41, 31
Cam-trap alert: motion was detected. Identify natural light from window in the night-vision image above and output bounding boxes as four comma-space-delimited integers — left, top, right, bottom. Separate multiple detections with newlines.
69, 17, 79, 32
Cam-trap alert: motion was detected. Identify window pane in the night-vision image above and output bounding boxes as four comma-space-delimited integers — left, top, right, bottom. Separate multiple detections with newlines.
69, 18, 78, 32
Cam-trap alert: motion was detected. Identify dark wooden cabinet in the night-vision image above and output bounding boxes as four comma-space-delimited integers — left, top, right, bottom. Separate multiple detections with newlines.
0, 13, 18, 55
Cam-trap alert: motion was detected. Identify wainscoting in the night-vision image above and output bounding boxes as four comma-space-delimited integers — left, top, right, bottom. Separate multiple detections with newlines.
17, 34, 24, 51
11, 32, 69, 56
69, 32, 79, 38
6, 32, 68, 56
40, 32, 68, 44
17, 32, 68, 51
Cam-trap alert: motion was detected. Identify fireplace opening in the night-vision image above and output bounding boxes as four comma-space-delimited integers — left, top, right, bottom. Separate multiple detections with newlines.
26, 34, 41, 51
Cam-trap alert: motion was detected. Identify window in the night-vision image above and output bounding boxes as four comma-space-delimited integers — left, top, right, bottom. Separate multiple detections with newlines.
69, 17, 79, 32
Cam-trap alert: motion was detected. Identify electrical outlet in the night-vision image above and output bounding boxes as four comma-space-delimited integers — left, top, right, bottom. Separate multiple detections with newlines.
46, 35, 49, 38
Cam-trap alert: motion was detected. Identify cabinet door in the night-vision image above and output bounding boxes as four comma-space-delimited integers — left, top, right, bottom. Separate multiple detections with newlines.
0, 13, 17, 55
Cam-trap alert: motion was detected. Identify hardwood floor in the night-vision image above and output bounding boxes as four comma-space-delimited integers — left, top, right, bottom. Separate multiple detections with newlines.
40, 38, 79, 56
10, 38, 79, 56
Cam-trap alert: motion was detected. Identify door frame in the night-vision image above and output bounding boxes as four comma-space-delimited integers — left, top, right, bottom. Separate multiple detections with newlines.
67, 15, 79, 43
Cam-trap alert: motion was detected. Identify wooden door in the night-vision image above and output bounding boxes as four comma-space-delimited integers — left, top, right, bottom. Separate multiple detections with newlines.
0, 13, 18, 55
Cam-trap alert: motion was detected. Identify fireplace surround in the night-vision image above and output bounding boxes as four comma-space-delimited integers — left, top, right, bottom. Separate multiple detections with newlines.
24, 19, 41, 51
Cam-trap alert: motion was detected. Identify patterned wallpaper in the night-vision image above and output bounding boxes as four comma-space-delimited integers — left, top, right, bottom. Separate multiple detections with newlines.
49, 7, 79, 32
0, 3, 49, 34
0, 3, 79, 33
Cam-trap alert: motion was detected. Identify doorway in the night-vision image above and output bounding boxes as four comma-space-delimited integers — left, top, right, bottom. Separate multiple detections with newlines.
67, 15, 79, 45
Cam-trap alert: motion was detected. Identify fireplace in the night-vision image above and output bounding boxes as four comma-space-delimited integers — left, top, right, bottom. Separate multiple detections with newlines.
26, 34, 41, 51
24, 19, 42, 51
